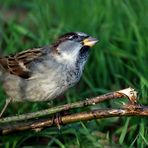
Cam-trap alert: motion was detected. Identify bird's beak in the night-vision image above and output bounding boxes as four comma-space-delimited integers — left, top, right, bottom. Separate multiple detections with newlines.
82, 37, 98, 47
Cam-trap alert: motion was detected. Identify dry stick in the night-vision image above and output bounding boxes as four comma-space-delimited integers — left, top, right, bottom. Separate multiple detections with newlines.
0, 88, 135, 124
1, 104, 148, 135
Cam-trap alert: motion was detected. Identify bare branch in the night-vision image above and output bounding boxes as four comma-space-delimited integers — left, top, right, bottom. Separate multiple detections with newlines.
0, 87, 135, 124
0, 104, 148, 135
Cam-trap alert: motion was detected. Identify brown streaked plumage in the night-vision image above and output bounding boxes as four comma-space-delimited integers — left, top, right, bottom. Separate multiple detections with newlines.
0, 48, 43, 78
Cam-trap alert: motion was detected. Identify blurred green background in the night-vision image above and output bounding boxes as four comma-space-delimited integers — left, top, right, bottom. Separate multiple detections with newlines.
0, 0, 148, 147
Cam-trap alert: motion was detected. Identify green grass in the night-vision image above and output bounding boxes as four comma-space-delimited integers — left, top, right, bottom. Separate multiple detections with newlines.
0, 0, 148, 147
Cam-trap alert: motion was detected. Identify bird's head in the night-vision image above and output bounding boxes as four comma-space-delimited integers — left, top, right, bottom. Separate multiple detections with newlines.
52, 32, 98, 66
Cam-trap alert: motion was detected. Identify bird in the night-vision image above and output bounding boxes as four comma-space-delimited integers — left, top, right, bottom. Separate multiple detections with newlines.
0, 32, 98, 117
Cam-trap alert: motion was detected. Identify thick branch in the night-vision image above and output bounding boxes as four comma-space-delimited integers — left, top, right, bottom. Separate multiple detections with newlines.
1, 104, 148, 135
0, 88, 134, 124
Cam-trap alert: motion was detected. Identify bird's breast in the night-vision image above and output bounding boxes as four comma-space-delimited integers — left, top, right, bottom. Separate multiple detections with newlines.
24, 65, 81, 101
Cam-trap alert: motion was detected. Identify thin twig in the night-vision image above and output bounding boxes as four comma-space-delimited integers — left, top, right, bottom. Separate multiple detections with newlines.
0, 104, 148, 135
0, 88, 134, 124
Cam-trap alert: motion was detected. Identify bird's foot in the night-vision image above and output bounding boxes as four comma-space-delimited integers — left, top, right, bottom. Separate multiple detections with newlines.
0, 98, 12, 118
52, 113, 62, 129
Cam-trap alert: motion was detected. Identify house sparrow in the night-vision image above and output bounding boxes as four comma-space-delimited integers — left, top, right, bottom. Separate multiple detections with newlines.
0, 32, 98, 116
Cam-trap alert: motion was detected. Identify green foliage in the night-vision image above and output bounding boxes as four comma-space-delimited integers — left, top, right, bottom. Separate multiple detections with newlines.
0, 0, 148, 147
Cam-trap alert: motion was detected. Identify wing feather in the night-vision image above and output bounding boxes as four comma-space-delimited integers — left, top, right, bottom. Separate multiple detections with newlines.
0, 48, 43, 78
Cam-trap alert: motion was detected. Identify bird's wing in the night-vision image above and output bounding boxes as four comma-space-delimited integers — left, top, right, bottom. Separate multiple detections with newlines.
0, 48, 44, 79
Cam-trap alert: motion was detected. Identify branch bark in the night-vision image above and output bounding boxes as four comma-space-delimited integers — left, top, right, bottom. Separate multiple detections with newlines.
0, 104, 148, 135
